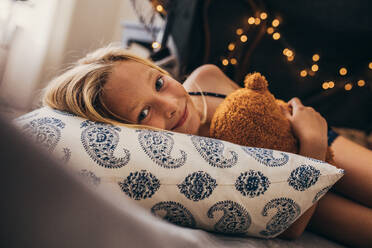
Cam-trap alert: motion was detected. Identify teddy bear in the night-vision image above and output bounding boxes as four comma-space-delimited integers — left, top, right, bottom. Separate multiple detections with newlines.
209, 72, 334, 164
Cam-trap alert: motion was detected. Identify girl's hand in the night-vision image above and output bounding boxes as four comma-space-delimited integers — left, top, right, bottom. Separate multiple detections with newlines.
281, 97, 328, 160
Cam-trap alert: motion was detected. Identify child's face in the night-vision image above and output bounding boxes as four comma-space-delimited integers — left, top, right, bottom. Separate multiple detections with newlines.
102, 60, 202, 135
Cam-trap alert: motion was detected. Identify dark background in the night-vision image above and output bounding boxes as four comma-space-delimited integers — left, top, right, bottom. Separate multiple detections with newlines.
165, 0, 372, 133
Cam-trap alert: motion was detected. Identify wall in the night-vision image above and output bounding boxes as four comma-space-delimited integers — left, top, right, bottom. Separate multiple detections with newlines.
0, 0, 59, 113
0, 0, 138, 115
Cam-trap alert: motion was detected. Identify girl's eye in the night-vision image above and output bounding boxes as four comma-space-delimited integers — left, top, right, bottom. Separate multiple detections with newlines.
138, 107, 149, 122
155, 77, 164, 91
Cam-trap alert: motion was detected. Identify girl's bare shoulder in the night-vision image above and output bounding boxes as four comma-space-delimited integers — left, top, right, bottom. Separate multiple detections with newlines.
183, 64, 240, 94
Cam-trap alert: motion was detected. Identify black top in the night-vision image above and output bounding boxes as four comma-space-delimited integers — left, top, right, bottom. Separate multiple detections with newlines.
188, 91, 227, 99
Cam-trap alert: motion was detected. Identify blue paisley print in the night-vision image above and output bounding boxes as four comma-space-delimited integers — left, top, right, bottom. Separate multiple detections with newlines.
151, 201, 196, 228
119, 170, 160, 200
191, 136, 238, 168
242, 147, 289, 167
61, 147, 71, 164
288, 164, 320, 191
306, 157, 326, 164
79, 169, 101, 186
137, 130, 186, 169
207, 200, 251, 234
53, 109, 77, 116
21, 117, 65, 151
313, 185, 332, 203
235, 170, 270, 198
80, 120, 130, 169
260, 198, 301, 237
178, 171, 217, 201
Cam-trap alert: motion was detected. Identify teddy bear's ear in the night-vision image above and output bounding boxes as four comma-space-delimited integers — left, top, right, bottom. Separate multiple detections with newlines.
244, 72, 268, 91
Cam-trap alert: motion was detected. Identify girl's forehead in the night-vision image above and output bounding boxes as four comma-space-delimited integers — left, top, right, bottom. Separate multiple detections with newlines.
105, 61, 154, 91
113, 60, 150, 77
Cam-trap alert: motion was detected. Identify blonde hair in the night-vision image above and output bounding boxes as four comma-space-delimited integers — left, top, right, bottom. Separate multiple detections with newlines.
42, 45, 168, 126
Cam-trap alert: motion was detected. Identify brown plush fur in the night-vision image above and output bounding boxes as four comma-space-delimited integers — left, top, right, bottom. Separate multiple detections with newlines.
210, 72, 334, 164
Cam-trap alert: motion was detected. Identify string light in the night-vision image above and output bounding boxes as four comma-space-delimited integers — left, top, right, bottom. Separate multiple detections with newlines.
311, 64, 319, 72
260, 12, 268, 20
272, 32, 281, 40
283, 48, 293, 57
344, 83, 353, 91
155, 5, 164, 12
151, 41, 161, 49
308, 70, 315, 76
358, 80, 366, 87
228, 43, 235, 51
339, 67, 347, 76
272, 19, 280, 27
219, 9, 370, 94
240, 35, 248, 42
312, 54, 320, 62
236, 28, 243, 35
267, 27, 274, 34
248, 17, 255, 25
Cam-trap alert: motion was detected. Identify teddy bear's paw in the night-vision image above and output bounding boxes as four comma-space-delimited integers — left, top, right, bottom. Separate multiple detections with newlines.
244, 72, 268, 91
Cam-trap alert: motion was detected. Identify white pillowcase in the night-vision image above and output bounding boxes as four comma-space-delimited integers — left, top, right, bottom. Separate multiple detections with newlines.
14, 107, 344, 238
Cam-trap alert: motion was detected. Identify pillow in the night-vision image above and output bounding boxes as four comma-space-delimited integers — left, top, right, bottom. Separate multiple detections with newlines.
14, 107, 344, 238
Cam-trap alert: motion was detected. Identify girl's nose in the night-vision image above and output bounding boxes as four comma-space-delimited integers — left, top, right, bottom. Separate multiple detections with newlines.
159, 96, 178, 119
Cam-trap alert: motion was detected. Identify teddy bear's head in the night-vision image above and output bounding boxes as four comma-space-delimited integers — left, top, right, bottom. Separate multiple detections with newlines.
209, 72, 299, 153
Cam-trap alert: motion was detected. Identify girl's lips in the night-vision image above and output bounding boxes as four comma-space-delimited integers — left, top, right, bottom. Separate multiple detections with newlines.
172, 105, 188, 130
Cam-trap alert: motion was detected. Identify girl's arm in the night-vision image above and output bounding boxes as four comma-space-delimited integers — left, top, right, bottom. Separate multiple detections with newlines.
279, 97, 328, 239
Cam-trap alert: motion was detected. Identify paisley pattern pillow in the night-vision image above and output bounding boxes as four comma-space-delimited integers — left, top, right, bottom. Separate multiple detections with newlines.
14, 107, 344, 238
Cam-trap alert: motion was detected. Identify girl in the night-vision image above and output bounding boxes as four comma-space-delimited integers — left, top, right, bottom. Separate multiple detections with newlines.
43, 45, 372, 247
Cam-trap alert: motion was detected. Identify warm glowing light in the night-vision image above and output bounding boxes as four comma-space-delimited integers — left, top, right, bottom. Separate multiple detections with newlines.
222, 59, 229, 66
283, 48, 293, 57
344, 83, 352, 91
311, 64, 319, 72
328, 81, 335, 88
272, 32, 281, 40
272, 19, 280, 27
260, 12, 268, 20
240, 35, 248, 42
300, 70, 307, 77
151, 41, 161, 49
287, 56, 294, 62
236, 28, 243, 35
228, 43, 235, 51
369, 62, 372, 69
312, 54, 320, 62
267, 27, 274, 34
230, 58, 237, 65
248, 17, 255, 25
255, 17, 261, 25
156, 5, 164, 12
322, 82, 329, 89
358, 80, 366, 87
339, 67, 347, 76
